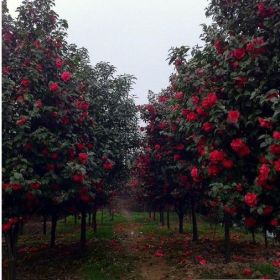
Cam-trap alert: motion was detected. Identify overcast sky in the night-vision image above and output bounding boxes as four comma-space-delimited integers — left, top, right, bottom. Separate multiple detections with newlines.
7, 0, 211, 105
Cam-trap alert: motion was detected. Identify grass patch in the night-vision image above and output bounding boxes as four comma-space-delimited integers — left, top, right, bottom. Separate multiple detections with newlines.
253, 263, 275, 276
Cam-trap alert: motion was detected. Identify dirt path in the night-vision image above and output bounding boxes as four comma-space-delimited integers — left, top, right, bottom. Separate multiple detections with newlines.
115, 208, 177, 280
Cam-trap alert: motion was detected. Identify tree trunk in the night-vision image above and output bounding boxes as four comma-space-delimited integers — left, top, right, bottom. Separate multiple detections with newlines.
101, 208, 104, 225
251, 229, 256, 244
43, 216, 47, 235
178, 212, 184, 233
6, 224, 19, 280
263, 228, 268, 248
191, 198, 198, 241
161, 210, 165, 226
88, 213, 91, 226
80, 211, 86, 248
92, 208, 97, 233
50, 214, 57, 248
153, 211, 156, 221
74, 214, 77, 225
149, 210, 152, 219
167, 209, 170, 229
19, 221, 24, 236
224, 212, 231, 263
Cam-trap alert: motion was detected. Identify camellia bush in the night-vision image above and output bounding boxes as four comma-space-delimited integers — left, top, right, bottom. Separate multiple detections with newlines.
2, 0, 140, 279
167, 0, 280, 262
135, 0, 280, 263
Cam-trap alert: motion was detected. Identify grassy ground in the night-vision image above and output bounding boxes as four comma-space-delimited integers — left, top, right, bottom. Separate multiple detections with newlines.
2, 211, 280, 279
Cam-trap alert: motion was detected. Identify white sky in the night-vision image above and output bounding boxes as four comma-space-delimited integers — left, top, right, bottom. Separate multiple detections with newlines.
7, 0, 211, 105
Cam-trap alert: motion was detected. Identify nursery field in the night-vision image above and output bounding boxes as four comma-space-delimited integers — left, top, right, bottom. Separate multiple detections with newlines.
3, 210, 280, 280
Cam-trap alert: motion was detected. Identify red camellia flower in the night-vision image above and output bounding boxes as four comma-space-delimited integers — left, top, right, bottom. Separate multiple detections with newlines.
50, 152, 58, 160
258, 163, 270, 184
192, 95, 199, 105
21, 78, 30, 87
2, 223, 11, 233
154, 144, 161, 150
195, 255, 207, 266
202, 93, 218, 109
76, 143, 85, 151
55, 57, 63, 68
244, 217, 256, 228
231, 48, 246, 60
244, 193, 257, 207
103, 160, 113, 170
258, 2, 274, 18
258, 117, 273, 129
72, 173, 84, 183
223, 159, 234, 169
35, 99, 43, 109
79, 153, 89, 164
270, 219, 278, 227
230, 139, 250, 157
175, 91, 184, 100
210, 150, 225, 163
263, 205, 273, 216
49, 82, 59, 92
214, 39, 223, 54
227, 110, 240, 123
208, 165, 220, 177
236, 183, 243, 192
186, 112, 197, 122
3, 31, 13, 43
191, 166, 199, 181
31, 182, 41, 190
61, 116, 70, 125
269, 144, 280, 155
224, 204, 237, 216
174, 154, 181, 161
176, 144, 185, 151
16, 116, 28, 126
154, 249, 165, 257
234, 76, 247, 88
273, 131, 280, 140
61, 71, 72, 82
274, 159, 280, 172
246, 37, 266, 56
243, 267, 253, 276
272, 260, 280, 268
202, 122, 213, 133
10, 183, 22, 191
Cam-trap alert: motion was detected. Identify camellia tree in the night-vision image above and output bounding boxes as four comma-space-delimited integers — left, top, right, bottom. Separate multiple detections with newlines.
166, 0, 280, 262
2, 1, 140, 279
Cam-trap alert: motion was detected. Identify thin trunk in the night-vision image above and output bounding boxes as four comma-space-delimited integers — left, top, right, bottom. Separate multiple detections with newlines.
74, 214, 77, 225
80, 211, 86, 248
251, 229, 256, 244
101, 208, 104, 225
161, 210, 165, 226
224, 213, 231, 263
88, 213, 91, 226
92, 208, 97, 233
263, 228, 268, 248
43, 216, 47, 235
153, 211, 156, 221
191, 198, 198, 241
19, 221, 24, 235
149, 211, 152, 219
50, 214, 57, 248
178, 213, 184, 234
6, 224, 19, 280
167, 209, 170, 229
